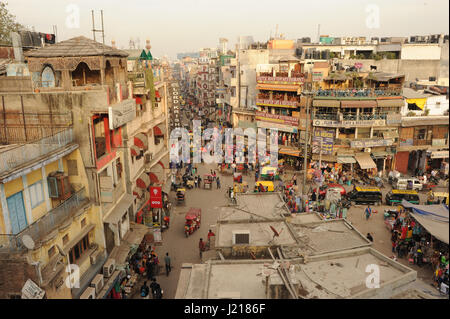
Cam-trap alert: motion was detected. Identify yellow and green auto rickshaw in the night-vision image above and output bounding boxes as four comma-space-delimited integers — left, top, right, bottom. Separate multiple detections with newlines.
260, 166, 279, 180
254, 181, 274, 192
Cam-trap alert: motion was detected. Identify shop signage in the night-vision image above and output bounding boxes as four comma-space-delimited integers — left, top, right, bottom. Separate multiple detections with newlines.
431, 151, 449, 159
256, 121, 298, 133
400, 138, 413, 146
312, 71, 323, 82
312, 129, 334, 155
108, 99, 136, 129
256, 76, 305, 84
255, 111, 299, 126
350, 138, 394, 148
150, 186, 163, 208
313, 119, 386, 127
256, 98, 298, 108
21, 279, 45, 299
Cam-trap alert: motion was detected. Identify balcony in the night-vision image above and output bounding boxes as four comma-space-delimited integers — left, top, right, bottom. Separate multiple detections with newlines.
257, 72, 305, 85
314, 88, 401, 98
0, 187, 89, 252
0, 128, 74, 176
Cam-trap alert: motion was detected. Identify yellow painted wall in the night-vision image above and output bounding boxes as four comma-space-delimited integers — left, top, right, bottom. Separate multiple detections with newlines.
0, 206, 5, 238
4, 177, 24, 198
27, 169, 43, 186
45, 161, 60, 176
31, 201, 47, 223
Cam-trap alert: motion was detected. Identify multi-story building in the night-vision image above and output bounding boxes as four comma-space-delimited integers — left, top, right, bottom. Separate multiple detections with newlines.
0, 36, 153, 298
311, 71, 406, 175
0, 128, 105, 299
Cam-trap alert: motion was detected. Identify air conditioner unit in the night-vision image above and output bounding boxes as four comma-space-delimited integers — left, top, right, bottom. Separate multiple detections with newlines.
103, 258, 116, 278
232, 230, 250, 245
145, 153, 153, 163
90, 274, 104, 294
80, 287, 96, 299
90, 250, 101, 265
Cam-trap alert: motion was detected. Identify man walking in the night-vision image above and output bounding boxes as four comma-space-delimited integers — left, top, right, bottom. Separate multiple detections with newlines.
140, 281, 150, 299
364, 205, 372, 220
199, 238, 206, 259
150, 278, 162, 299
216, 176, 221, 189
164, 252, 171, 276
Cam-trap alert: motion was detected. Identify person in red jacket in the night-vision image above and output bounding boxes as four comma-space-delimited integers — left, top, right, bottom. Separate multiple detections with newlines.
199, 238, 206, 258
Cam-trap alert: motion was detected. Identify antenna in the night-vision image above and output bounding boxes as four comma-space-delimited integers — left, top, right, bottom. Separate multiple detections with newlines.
91, 10, 105, 44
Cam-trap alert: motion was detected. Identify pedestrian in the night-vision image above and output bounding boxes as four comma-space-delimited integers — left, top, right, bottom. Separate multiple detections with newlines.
140, 281, 150, 299
198, 175, 202, 188
230, 189, 235, 204
207, 229, 215, 246
292, 174, 297, 186
216, 176, 221, 189
367, 233, 374, 242
311, 191, 317, 202
199, 238, 206, 259
164, 252, 171, 276
194, 175, 198, 188
213, 170, 217, 180
146, 257, 153, 280
150, 278, 162, 299
364, 205, 372, 220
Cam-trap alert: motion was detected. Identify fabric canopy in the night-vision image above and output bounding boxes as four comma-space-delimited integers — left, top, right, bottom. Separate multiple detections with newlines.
354, 152, 377, 169
136, 173, 150, 189
130, 145, 141, 157
406, 98, 426, 110
279, 148, 301, 157
148, 172, 160, 184
153, 125, 164, 136
401, 200, 449, 244
134, 132, 148, 149
313, 100, 341, 107
256, 84, 299, 92
341, 100, 377, 108
376, 98, 405, 107
337, 156, 356, 164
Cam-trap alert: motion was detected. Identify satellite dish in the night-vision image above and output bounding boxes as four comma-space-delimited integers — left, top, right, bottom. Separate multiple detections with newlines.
270, 226, 280, 237
21, 235, 35, 250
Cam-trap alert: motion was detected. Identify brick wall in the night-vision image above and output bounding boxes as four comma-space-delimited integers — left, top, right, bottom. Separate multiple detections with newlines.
0, 253, 38, 299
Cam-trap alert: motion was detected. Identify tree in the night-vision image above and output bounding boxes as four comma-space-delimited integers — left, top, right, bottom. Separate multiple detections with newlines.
0, 2, 24, 44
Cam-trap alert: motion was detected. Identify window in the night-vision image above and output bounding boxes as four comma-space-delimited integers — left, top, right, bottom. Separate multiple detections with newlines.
68, 234, 90, 264
415, 128, 426, 140
63, 234, 69, 245
81, 218, 86, 228
48, 246, 56, 258
29, 181, 44, 208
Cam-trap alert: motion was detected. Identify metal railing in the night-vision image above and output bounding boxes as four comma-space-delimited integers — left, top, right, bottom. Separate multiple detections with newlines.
0, 127, 74, 175
0, 187, 88, 252
314, 88, 401, 97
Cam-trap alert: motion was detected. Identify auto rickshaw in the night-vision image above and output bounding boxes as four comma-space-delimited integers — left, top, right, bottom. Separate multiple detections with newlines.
427, 191, 449, 205
260, 166, 279, 181
176, 188, 186, 205
184, 208, 201, 237
254, 181, 274, 192
203, 174, 213, 189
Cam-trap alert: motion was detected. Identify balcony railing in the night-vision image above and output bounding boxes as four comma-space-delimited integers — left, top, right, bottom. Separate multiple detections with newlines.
315, 88, 401, 97
0, 187, 88, 252
256, 98, 298, 107
313, 113, 388, 121
0, 128, 74, 175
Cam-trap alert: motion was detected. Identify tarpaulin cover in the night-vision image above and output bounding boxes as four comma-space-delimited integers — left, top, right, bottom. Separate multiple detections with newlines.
401, 199, 449, 244
406, 98, 426, 110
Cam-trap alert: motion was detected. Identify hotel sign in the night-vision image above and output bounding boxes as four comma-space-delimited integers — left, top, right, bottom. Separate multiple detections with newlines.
257, 76, 305, 84
255, 111, 299, 126
313, 119, 386, 128
257, 121, 298, 133
350, 138, 395, 148
256, 98, 298, 108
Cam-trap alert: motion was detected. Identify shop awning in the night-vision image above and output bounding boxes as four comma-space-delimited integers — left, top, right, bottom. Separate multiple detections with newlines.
155, 91, 161, 99
337, 156, 356, 164
401, 200, 449, 244
312, 154, 337, 162
130, 145, 141, 157
104, 194, 134, 224
149, 172, 160, 184
376, 98, 405, 107
371, 151, 391, 158
406, 98, 426, 110
153, 125, 164, 136
136, 172, 150, 189
279, 148, 301, 157
313, 100, 341, 107
256, 84, 299, 92
133, 187, 144, 199
134, 132, 148, 149
341, 100, 377, 108
354, 152, 377, 169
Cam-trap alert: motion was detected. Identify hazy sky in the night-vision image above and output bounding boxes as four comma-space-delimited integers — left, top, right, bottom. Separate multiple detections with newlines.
5, 0, 449, 59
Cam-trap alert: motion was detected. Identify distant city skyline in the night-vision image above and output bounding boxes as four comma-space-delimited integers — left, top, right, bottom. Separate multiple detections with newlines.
6, 0, 450, 59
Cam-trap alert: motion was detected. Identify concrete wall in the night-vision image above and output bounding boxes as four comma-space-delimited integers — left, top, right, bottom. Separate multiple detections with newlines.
400, 44, 441, 60
438, 42, 449, 86
0, 77, 33, 92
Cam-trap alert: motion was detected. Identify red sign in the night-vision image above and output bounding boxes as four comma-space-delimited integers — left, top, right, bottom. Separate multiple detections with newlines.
150, 186, 163, 208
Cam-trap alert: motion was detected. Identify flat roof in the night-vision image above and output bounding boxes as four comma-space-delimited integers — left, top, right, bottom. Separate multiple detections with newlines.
286, 213, 323, 224
219, 193, 290, 222
282, 219, 372, 257
216, 221, 297, 248
176, 248, 417, 299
